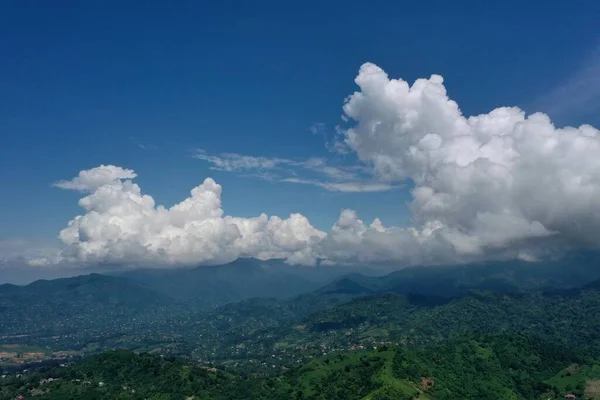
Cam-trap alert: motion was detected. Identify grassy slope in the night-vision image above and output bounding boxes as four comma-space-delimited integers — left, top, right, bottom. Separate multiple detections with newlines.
546, 364, 600, 398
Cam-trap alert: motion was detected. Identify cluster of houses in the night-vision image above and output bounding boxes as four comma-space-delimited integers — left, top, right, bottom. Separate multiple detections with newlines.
38, 377, 59, 385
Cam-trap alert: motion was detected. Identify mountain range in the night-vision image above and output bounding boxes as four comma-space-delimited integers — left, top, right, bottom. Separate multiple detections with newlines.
3, 254, 600, 314
318, 252, 600, 297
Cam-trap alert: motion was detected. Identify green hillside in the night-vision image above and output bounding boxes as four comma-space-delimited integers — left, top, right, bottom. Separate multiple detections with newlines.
194, 285, 600, 369
1, 334, 596, 400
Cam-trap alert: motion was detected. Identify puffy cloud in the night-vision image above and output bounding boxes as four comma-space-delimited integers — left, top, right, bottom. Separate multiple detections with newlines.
53, 165, 137, 191
333, 62, 600, 260
314, 210, 456, 266
49, 63, 600, 268
0, 239, 61, 267
55, 166, 325, 266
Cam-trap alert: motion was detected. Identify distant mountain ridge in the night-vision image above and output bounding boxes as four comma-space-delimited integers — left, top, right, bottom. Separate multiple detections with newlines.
0, 258, 368, 315
317, 255, 600, 297
0, 273, 169, 305
0, 273, 174, 336
117, 257, 370, 307
4, 255, 600, 314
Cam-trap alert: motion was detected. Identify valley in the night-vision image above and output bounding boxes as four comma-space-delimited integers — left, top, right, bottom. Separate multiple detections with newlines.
3, 257, 600, 398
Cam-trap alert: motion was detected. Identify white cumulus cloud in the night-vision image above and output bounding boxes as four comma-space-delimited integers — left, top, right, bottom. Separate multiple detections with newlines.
55, 165, 325, 266
47, 63, 600, 268
333, 62, 600, 261
53, 165, 137, 191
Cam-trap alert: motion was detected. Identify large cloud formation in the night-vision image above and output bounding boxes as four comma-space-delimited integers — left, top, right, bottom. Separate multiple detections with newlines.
56, 165, 324, 266
52, 63, 600, 267
335, 63, 600, 261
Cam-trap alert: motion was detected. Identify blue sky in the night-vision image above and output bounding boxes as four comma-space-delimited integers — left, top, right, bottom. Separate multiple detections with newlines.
2, 1, 600, 258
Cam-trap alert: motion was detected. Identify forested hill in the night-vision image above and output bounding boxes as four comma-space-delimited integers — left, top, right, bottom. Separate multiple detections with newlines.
1, 334, 597, 400
117, 258, 324, 307
318, 254, 600, 297
0, 273, 170, 307
284, 283, 600, 348
166, 279, 600, 376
